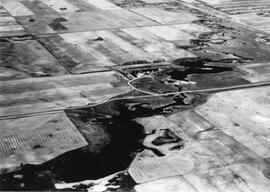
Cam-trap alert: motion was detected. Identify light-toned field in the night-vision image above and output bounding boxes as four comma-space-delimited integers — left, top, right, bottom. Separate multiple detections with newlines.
239, 63, 270, 83
132, 86, 270, 191
0, 112, 88, 174
0, 71, 129, 118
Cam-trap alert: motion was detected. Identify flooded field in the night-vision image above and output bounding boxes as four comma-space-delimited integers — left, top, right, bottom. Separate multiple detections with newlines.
0, 90, 207, 190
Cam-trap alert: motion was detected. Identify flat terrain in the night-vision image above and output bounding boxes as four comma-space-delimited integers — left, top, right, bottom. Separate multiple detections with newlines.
0, 0, 270, 191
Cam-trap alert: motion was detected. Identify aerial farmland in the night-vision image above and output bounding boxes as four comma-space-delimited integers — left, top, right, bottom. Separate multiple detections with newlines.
0, 0, 270, 191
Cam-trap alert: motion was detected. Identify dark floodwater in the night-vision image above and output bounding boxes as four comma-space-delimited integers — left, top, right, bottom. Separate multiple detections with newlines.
164, 64, 232, 81
0, 92, 207, 191
160, 58, 233, 81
